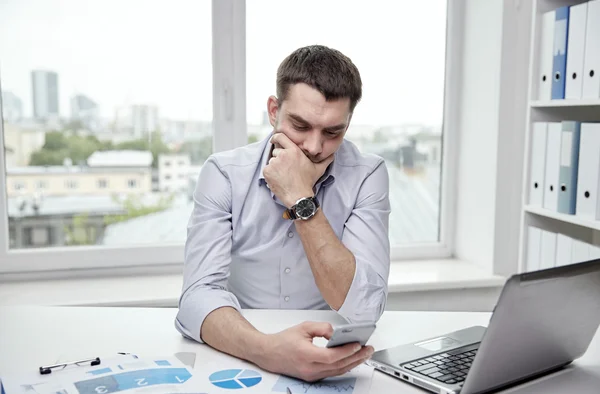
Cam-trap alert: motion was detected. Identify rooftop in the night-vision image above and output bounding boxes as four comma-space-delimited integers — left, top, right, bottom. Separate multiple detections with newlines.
87, 150, 153, 167
7, 193, 173, 218
7, 166, 151, 175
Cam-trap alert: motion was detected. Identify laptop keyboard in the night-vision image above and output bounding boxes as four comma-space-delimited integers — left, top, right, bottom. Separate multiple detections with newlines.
402, 348, 478, 385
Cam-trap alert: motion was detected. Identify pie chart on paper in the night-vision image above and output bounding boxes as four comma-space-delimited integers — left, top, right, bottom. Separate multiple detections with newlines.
209, 369, 263, 389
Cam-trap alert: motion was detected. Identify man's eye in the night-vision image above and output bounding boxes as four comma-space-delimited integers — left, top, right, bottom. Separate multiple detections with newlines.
293, 124, 309, 131
326, 131, 340, 137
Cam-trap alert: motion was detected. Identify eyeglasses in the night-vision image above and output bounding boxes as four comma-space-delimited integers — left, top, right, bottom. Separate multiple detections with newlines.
39, 357, 101, 375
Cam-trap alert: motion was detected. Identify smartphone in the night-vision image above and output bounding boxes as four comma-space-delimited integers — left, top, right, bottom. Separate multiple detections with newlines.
325, 322, 376, 348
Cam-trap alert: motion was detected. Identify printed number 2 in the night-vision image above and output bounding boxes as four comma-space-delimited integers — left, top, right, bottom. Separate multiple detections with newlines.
136, 378, 148, 386
95, 386, 108, 394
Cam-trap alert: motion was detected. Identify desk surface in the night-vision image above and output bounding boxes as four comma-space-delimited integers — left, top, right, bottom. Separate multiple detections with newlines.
1, 306, 599, 393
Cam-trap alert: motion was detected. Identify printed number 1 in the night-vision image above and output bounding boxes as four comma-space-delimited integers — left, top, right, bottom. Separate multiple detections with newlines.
136, 378, 148, 386
95, 386, 108, 394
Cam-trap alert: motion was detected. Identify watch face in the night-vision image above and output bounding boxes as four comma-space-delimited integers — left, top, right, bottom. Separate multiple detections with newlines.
295, 198, 316, 219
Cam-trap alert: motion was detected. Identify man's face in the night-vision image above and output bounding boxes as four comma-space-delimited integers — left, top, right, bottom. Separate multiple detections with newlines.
267, 83, 351, 163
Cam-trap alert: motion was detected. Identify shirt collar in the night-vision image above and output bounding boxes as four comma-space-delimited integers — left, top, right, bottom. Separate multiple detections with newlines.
257, 132, 337, 188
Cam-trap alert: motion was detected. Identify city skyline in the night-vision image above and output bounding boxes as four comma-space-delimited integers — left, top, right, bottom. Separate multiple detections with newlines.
0, 0, 447, 126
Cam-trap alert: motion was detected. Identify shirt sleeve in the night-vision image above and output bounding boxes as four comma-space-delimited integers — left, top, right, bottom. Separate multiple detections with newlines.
174, 157, 242, 343
337, 159, 391, 323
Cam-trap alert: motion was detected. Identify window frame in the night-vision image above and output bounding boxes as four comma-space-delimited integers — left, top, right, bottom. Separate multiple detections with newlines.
0, 0, 459, 277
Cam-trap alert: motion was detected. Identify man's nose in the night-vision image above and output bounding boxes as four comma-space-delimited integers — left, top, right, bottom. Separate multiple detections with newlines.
302, 132, 323, 157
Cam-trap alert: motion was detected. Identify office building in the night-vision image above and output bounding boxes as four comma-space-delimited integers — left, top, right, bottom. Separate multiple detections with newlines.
71, 94, 99, 130
158, 153, 192, 192
1, 91, 23, 123
114, 105, 159, 137
31, 70, 59, 120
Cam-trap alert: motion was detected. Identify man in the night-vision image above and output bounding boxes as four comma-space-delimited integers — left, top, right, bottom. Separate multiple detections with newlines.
176, 45, 391, 382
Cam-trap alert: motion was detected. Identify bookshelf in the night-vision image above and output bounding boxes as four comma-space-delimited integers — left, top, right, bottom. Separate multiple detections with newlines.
518, 0, 600, 272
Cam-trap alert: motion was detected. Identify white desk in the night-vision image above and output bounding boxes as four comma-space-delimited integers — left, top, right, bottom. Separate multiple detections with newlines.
1, 306, 599, 393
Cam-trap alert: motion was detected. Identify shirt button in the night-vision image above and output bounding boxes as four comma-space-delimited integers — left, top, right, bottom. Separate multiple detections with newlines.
288, 232, 294, 238
284, 296, 290, 302
284, 267, 291, 274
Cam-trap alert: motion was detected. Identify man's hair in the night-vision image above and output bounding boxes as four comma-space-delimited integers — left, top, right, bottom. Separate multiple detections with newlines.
276, 45, 362, 112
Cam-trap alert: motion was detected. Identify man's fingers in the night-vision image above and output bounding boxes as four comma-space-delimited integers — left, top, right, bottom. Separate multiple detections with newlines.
318, 345, 374, 372
272, 148, 282, 157
306, 342, 362, 365
316, 356, 370, 381
271, 132, 296, 150
301, 321, 334, 339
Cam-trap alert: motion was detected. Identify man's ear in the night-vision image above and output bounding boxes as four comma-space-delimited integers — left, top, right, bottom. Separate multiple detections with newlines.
267, 96, 279, 128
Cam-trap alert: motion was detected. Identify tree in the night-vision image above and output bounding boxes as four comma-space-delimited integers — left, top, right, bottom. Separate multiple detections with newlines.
29, 129, 170, 167
30, 149, 69, 166
248, 134, 259, 144
64, 213, 96, 246
179, 137, 212, 164
103, 193, 175, 225
115, 131, 170, 167
42, 131, 69, 151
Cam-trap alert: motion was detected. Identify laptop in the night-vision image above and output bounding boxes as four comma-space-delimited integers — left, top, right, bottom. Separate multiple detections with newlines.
368, 258, 600, 394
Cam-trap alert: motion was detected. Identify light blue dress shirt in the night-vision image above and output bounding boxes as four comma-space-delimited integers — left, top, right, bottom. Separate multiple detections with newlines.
175, 133, 391, 343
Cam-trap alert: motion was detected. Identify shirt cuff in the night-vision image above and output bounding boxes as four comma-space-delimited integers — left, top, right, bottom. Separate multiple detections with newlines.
336, 261, 387, 323
175, 285, 242, 343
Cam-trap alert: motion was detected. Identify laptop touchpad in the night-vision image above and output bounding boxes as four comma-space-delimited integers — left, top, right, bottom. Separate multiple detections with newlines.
414, 336, 461, 351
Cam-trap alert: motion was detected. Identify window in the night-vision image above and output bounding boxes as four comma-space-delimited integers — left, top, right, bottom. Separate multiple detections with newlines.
247, 0, 450, 255
0, 0, 212, 258
13, 180, 25, 191
35, 180, 48, 189
65, 179, 78, 189
1, 0, 456, 273
23, 227, 52, 247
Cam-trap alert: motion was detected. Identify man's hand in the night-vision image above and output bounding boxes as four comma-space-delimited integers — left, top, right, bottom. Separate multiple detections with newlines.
263, 133, 334, 208
254, 321, 374, 382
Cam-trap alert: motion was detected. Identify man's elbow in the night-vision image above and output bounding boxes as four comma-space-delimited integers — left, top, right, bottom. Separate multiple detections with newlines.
337, 281, 388, 324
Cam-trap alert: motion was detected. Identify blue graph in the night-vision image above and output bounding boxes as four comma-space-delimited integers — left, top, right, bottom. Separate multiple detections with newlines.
209, 369, 262, 390
272, 375, 356, 394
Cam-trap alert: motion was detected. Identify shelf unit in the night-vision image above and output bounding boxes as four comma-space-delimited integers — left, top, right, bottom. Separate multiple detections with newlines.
518, 0, 600, 273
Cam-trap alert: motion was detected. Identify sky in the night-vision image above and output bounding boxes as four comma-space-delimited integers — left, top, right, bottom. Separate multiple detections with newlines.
0, 0, 447, 126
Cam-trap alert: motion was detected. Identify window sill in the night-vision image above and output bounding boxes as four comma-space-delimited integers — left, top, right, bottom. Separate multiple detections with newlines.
0, 259, 505, 307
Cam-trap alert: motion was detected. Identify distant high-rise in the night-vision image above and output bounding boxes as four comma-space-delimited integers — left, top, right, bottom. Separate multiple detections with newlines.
31, 70, 59, 120
115, 104, 159, 137
1, 91, 23, 123
71, 94, 99, 130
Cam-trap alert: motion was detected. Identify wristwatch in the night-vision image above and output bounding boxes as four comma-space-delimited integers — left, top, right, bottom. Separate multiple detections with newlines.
283, 196, 320, 220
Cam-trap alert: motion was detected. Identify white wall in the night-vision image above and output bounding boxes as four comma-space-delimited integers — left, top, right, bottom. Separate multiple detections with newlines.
455, 0, 504, 270
454, 0, 533, 276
